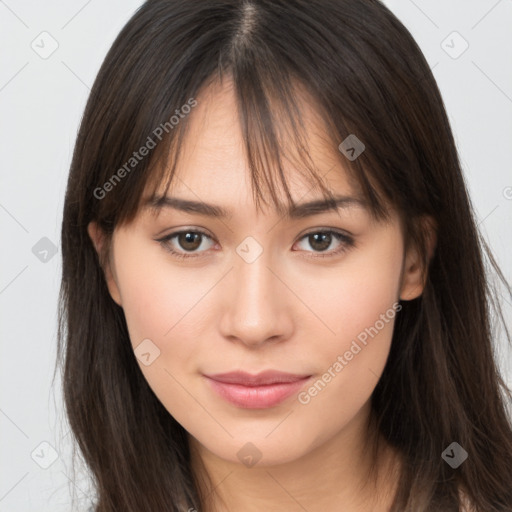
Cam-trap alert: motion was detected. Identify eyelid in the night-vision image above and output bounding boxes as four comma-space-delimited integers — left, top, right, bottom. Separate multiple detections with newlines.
299, 226, 353, 239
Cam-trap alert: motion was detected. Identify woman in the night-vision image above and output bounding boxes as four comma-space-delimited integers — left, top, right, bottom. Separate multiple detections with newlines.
58, 0, 512, 510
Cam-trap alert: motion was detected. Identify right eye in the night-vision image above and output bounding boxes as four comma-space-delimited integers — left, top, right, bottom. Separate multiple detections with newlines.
156, 229, 216, 259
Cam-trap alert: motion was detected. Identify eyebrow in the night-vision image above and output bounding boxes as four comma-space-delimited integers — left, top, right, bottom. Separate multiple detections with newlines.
144, 194, 368, 219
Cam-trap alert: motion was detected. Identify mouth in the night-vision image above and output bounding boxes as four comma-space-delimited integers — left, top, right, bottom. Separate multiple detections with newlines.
203, 370, 312, 409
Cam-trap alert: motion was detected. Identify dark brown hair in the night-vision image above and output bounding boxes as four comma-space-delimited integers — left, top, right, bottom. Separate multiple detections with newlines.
57, 0, 512, 510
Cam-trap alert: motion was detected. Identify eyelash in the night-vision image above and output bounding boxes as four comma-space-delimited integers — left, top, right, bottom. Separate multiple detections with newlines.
156, 228, 355, 260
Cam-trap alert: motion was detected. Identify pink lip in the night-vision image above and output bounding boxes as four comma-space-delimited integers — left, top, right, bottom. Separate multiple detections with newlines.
204, 370, 312, 409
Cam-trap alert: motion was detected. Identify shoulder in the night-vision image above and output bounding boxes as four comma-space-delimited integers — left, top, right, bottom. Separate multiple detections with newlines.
459, 488, 476, 512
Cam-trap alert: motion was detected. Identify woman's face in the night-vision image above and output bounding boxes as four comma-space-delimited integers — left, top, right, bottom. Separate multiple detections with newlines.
89, 80, 425, 468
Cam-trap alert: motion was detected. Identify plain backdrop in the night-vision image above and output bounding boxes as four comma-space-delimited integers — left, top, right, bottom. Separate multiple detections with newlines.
1, 1, 511, 510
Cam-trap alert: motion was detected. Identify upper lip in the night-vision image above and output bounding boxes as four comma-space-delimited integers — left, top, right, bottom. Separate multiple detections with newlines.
204, 370, 311, 386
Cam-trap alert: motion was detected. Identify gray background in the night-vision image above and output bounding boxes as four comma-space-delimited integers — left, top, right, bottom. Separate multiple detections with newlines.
1, 0, 511, 510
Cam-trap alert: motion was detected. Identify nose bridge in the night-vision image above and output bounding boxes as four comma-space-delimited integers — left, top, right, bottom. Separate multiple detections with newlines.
219, 246, 292, 346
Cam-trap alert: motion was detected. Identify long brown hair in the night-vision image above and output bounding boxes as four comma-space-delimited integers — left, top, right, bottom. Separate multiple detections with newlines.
57, 0, 512, 510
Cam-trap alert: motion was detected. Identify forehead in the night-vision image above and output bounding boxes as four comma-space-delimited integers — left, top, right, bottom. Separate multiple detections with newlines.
145, 78, 363, 215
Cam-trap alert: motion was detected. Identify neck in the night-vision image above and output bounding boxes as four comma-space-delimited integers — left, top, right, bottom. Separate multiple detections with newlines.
188, 402, 400, 512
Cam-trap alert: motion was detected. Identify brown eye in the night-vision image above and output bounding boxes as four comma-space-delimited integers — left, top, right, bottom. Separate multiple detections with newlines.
307, 232, 333, 252
177, 232, 202, 251
157, 229, 215, 258
294, 230, 355, 258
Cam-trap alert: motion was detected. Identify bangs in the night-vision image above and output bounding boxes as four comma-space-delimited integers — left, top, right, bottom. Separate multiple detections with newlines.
89, 0, 404, 232
124, 69, 391, 228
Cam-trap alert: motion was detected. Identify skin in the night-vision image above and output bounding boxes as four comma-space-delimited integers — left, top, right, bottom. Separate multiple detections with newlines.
89, 79, 435, 512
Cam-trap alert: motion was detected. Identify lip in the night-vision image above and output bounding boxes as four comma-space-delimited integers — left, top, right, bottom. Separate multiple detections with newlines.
204, 371, 312, 409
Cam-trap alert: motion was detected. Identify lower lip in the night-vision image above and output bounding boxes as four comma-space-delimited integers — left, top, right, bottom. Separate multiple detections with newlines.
205, 376, 311, 409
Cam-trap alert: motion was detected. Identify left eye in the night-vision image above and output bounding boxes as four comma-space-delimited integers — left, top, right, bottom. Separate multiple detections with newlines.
156, 229, 354, 259
294, 230, 354, 256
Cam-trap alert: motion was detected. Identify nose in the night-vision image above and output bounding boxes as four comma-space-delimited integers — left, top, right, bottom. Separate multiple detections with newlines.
218, 251, 294, 348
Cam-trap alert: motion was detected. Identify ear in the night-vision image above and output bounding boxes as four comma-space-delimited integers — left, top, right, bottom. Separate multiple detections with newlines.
87, 221, 122, 306
399, 216, 437, 301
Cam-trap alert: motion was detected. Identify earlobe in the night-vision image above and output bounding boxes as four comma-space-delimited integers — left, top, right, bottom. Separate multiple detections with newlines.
87, 222, 123, 306
399, 247, 425, 301
399, 216, 437, 301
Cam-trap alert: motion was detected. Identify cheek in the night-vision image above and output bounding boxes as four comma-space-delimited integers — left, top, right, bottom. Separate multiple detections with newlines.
292, 228, 403, 332
113, 238, 211, 363
337, 239, 402, 345
112, 241, 212, 425
292, 230, 403, 399
112, 237, 218, 409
